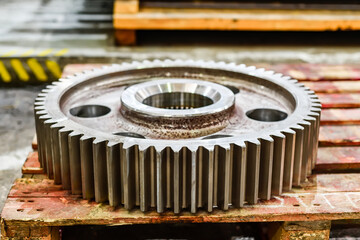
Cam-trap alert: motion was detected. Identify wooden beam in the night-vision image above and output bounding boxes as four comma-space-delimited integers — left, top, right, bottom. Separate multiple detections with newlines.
114, 0, 139, 14
115, 30, 136, 45
270, 221, 331, 240
114, 9, 360, 31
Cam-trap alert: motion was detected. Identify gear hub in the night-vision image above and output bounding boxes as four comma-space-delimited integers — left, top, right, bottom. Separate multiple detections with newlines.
34, 60, 321, 213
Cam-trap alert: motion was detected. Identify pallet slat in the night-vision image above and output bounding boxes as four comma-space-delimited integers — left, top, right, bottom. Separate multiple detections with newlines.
316, 147, 360, 172
304, 81, 360, 93
2, 174, 360, 225
321, 109, 360, 125
318, 93, 360, 108
319, 125, 360, 146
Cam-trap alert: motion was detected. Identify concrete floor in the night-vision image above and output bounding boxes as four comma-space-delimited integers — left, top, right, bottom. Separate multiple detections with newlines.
0, 86, 42, 212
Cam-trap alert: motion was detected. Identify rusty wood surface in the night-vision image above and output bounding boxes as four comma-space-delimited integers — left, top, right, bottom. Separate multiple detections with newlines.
31, 134, 37, 150
320, 109, 360, 125
270, 221, 331, 240
319, 126, 360, 146
2, 174, 360, 226
22, 152, 43, 175
317, 93, 360, 108
315, 147, 360, 172
304, 81, 360, 93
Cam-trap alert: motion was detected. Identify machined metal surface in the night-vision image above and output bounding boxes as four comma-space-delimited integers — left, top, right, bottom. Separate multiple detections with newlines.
34, 60, 321, 213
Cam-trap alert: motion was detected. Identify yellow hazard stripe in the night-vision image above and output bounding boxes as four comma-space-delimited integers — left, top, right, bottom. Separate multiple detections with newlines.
38, 49, 53, 57
27, 58, 47, 81
2, 50, 18, 57
21, 49, 35, 57
11, 59, 29, 82
0, 61, 11, 83
46, 60, 62, 78
55, 48, 68, 57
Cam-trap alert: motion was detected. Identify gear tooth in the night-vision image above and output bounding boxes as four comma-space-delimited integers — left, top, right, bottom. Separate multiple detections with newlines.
92, 140, 108, 203
290, 125, 304, 186
303, 116, 317, 175
122, 144, 136, 210
258, 137, 274, 200
50, 124, 63, 185
43, 120, 56, 179
156, 148, 165, 213
34, 108, 46, 170
307, 112, 321, 170
189, 148, 197, 213
231, 143, 246, 208
274, 73, 283, 78
80, 136, 95, 200
165, 147, 173, 210
216, 145, 231, 211
59, 128, 72, 190
68, 131, 83, 195
298, 120, 311, 183
107, 141, 121, 207
139, 146, 151, 211
247, 66, 256, 71
173, 149, 181, 213
245, 140, 260, 204
282, 129, 296, 192
148, 146, 157, 208
264, 70, 274, 75
271, 133, 286, 196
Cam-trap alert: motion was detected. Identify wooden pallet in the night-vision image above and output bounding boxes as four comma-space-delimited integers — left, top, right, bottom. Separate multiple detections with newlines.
113, 0, 360, 45
2, 63, 360, 239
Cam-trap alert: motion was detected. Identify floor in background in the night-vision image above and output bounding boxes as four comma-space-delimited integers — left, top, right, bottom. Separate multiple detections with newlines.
0, 87, 42, 212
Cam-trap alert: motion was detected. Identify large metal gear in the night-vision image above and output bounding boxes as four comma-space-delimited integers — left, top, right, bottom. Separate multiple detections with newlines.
34, 60, 321, 213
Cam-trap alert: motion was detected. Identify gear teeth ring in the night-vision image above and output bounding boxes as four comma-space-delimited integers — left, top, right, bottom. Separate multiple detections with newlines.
34, 60, 321, 213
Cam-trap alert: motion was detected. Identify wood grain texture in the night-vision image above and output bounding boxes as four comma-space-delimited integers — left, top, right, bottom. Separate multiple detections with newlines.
114, 8, 360, 31
304, 81, 360, 93
321, 109, 360, 125
318, 93, 360, 108
2, 174, 360, 227
319, 125, 360, 146
22, 152, 43, 174
315, 147, 360, 172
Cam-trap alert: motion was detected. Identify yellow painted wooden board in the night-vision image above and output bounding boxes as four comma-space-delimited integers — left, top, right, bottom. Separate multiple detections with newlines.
114, 8, 360, 31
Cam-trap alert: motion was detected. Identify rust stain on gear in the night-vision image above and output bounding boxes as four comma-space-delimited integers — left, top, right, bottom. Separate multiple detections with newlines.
34, 60, 321, 213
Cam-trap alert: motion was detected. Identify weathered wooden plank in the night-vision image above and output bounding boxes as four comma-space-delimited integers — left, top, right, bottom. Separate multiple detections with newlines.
22, 152, 43, 174
319, 125, 360, 146
270, 221, 331, 240
114, 9, 360, 31
256, 64, 360, 81
2, 176, 360, 226
318, 93, 360, 108
304, 81, 360, 93
315, 147, 360, 171
321, 109, 360, 125
3, 173, 360, 224
32, 134, 37, 150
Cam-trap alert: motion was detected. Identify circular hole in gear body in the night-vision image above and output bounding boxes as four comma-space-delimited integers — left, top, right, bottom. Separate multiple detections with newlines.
246, 108, 288, 122
70, 105, 111, 118
142, 92, 214, 110
113, 132, 146, 139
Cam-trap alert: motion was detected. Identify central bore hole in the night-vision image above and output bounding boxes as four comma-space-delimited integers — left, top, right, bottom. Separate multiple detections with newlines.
142, 92, 214, 110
